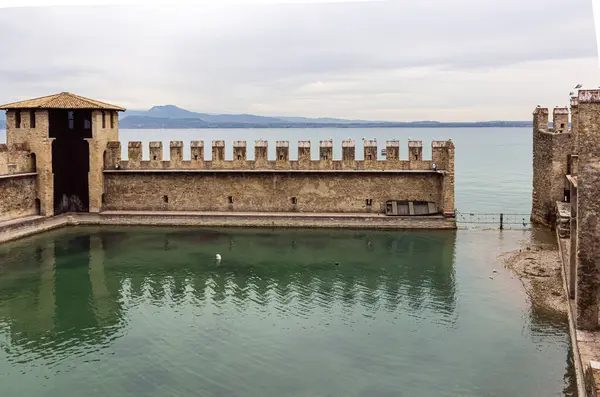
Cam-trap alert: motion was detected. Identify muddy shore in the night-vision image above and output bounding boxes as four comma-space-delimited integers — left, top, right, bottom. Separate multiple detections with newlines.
499, 229, 567, 318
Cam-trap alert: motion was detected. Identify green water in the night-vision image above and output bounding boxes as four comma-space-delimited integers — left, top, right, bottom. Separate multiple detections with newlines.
0, 227, 574, 396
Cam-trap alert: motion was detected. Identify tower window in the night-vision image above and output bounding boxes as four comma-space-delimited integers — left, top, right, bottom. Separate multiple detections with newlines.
102, 111, 106, 128
110, 112, 114, 128
163, 195, 169, 203
324, 155, 328, 160
68, 111, 74, 129
15, 111, 21, 128
366, 199, 373, 206
194, 154, 198, 160
237, 154, 242, 160
279, 155, 284, 160
291, 197, 297, 205
228, 196, 233, 204
29, 111, 36, 128
367, 154, 372, 160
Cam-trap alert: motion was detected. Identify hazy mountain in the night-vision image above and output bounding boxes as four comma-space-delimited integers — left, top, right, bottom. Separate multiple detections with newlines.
122, 105, 286, 124
0, 105, 532, 130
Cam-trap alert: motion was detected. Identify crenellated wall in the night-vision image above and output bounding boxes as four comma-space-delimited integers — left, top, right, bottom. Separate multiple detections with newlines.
103, 139, 453, 172
0, 143, 38, 222
532, 107, 572, 226
102, 139, 455, 216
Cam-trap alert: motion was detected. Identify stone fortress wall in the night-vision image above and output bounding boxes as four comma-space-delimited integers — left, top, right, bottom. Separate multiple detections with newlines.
0, 92, 456, 232
101, 139, 455, 214
531, 106, 572, 226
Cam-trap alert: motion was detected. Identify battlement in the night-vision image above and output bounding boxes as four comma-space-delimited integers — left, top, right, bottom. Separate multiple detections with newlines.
0, 142, 36, 175
578, 90, 600, 103
103, 139, 454, 172
533, 106, 571, 134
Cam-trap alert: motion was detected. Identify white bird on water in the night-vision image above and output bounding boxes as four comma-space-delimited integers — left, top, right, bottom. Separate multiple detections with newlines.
215, 253, 221, 263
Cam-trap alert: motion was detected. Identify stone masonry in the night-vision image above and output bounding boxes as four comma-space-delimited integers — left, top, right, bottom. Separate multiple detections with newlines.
0, 92, 456, 232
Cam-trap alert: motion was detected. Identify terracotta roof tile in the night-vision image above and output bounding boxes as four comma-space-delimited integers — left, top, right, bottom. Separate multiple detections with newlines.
0, 92, 125, 111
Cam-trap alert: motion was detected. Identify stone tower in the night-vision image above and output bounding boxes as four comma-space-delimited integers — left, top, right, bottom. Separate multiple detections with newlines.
531, 106, 572, 226
0, 92, 125, 216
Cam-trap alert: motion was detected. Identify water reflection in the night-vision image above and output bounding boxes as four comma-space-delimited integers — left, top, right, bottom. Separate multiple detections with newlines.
0, 228, 457, 358
0, 227, 576, 397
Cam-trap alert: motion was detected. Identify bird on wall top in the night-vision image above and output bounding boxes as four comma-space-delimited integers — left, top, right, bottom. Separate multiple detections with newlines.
575, 84, 582, 89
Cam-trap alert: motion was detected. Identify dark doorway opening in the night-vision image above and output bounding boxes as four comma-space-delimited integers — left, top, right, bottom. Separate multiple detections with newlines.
35, 198, 41, 215
50, 110, 92, 214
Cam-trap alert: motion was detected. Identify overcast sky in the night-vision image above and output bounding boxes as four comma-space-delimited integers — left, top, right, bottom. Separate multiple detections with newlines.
0, 0, 597, 121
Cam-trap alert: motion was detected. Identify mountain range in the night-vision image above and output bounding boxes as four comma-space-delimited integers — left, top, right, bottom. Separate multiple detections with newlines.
118, 105, 532, 128
0, 105, 533, 129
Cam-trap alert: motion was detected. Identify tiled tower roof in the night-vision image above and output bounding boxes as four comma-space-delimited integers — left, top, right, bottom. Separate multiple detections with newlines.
0, 92, 125, 111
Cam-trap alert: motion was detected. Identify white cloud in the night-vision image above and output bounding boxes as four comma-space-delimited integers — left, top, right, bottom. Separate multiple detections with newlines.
0, 0, 596, 120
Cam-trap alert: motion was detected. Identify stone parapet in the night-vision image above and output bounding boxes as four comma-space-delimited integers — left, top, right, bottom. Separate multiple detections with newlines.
103, 139, 454, 172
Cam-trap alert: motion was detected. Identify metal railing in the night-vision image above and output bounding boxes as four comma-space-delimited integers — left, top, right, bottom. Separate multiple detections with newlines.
455, 211, 531, 230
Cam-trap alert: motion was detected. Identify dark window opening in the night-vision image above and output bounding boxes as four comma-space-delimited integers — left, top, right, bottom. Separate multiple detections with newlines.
414, 153, 418, 160
367, 154, 372, 160
30, 111, 36, 128
237, 155, 242, 160
228, 196, 233, 204
15, 111, 21, 128
194, 154, 198, 160
366, 199, 373, 206
567, 154, 572, 174
35, 198, 41, 215
101, 194, 105, 206
68, 111, 74, 129
163, 195, 169, 203
84, 113, 91, 129
324, 155, 328, 160
102, 111, 106, 128
561, 123, 565, 128
153, 155, 157, 160
30, 153, 36, 172
291, 197, 297, 205
279, 155, 284, 160
110, 112, 114, 128
564, 189, 570, 203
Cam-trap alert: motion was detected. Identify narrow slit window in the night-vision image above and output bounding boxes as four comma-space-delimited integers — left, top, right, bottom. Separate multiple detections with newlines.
163, 195, 169, 203
110, 112, 115, 128
68, 111, 74, 129
366, 199, 373, 206
291, 197, 297, 205
30, 111, 36, 128
228, 196, 233, 204
102, 111, 106, 128
15, 111, 21, 128
194, 154, 198, 160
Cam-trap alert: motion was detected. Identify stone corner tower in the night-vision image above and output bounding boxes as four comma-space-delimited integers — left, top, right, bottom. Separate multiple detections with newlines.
0, 92, 125, 216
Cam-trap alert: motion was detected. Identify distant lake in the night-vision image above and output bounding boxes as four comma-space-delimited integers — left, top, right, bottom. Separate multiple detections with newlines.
0, 127, 532, 215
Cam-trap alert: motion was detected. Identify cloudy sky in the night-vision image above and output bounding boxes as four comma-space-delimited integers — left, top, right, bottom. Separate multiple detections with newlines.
0, 0, 597, 121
